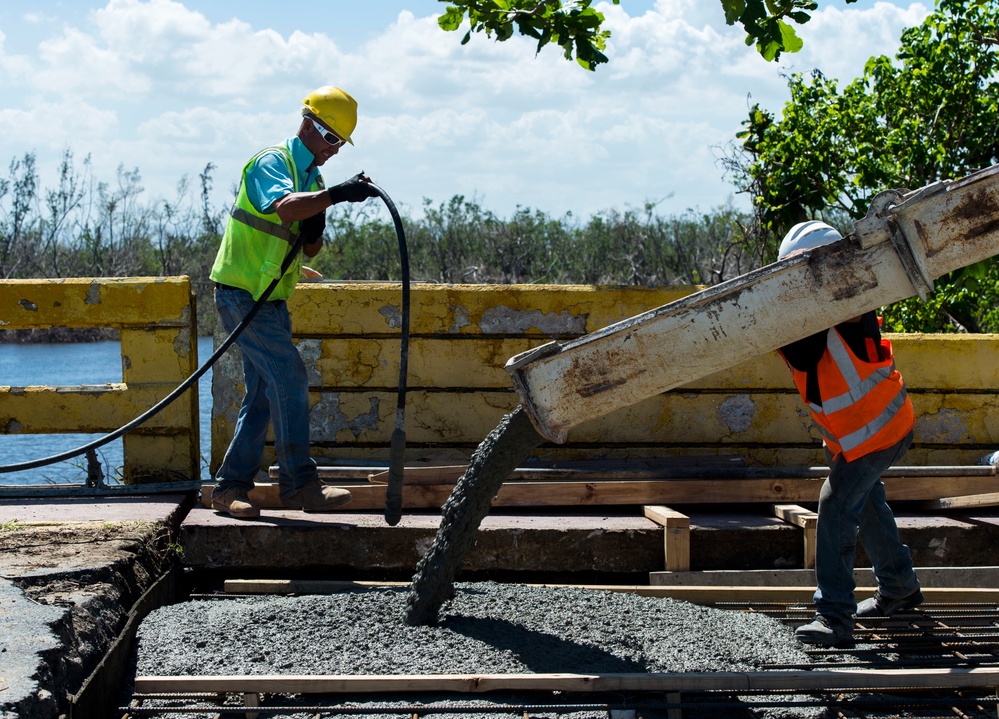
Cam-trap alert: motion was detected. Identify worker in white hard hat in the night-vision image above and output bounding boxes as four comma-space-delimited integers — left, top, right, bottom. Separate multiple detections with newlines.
776, 220, 922, 647
209, 86, 378, 519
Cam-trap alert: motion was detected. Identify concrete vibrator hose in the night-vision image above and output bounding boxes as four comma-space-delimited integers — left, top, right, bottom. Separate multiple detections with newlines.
1, 184, 412, 528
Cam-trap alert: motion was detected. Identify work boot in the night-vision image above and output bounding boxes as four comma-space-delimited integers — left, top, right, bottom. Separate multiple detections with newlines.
794, 615, 854, 647
211, 486, 260, 519
281, 480, 352, 512
855, 588, 924, 618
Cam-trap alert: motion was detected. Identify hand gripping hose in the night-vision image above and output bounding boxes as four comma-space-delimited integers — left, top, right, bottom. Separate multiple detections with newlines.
1, 184, 411, 530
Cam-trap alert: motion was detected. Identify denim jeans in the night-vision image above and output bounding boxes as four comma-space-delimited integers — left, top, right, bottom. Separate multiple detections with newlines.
214, 287, 317, 499
814, 429, 918, 627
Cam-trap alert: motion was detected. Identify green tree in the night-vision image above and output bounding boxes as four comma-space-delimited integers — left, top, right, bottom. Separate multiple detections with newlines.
437, 0, 851, 69
723, 0, 999, 331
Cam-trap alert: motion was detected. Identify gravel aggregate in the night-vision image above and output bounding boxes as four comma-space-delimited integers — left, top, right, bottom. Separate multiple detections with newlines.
129, 581, 822, 718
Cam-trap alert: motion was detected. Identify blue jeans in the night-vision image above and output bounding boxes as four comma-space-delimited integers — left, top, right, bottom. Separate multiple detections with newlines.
814, 430, 918, 626
214, 287, 317, 499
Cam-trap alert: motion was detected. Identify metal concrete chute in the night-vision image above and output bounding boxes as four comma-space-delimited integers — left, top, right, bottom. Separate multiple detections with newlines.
506, 164, 999, 444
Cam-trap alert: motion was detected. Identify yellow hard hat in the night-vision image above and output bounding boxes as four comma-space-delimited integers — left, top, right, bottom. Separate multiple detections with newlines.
302, 86, 357, 145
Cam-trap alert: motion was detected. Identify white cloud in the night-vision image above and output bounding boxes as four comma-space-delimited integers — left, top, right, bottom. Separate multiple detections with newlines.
777, 1, 931, 83
0, 0, 937, 220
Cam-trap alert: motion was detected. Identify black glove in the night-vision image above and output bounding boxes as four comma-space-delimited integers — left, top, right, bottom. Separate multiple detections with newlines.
298, 211, 326, 244
327, 172, 379, 204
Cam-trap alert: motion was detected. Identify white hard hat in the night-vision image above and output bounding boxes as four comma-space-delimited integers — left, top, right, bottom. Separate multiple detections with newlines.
778, 221, 843, 259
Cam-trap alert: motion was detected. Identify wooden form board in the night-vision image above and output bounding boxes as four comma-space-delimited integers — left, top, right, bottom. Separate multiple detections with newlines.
772, 504, 818, 569
201, 473, 999, 511
222, 579, 999, 605
649, 566, 999, 588
918, 492, 999, 510
643, 506, 691, 572
135, 666, 999, 695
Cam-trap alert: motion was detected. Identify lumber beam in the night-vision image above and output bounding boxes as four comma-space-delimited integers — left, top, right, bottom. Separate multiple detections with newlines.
649, 566, 999, 589
643, 506, 691, 572
203, 473, 999, 511
220, 579, 999, 606
772, 504, 818, 569
135, 666, 999, 695
915, 492, 999, 511
346, 464, 999, 486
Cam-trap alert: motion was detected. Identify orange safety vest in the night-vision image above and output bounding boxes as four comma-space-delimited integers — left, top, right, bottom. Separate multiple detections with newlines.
781, 325, 914, 462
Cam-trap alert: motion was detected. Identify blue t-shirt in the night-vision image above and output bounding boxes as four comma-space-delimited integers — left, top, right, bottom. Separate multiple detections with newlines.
244, 136, 322, 214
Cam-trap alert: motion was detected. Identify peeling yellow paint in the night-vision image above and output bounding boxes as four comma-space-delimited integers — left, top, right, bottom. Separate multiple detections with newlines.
0, 277, 199, 482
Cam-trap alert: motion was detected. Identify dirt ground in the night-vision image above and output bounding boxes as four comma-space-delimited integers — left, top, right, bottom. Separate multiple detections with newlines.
0, 521, 169, 577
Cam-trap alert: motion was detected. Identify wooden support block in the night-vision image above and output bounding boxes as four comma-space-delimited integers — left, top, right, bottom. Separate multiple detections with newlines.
243, 692, 259, 719
773, 504, 818, 570
643, 506, 691, 572
665, 691, 682, 719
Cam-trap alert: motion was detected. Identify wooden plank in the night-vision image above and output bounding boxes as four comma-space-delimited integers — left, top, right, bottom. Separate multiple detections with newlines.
577, 585, 999, 605
365, 465, 466, 485
225, 579, 409, 594
134, 666, 999, 695
359, 464, 995, 485
644, 506, 690, 572
201, 474, 999, 510
916, 492, 999, 511
363, 464, 774, 485
773, 504, 818, 570
220, 579, 999, 605
650, 566, 999, 589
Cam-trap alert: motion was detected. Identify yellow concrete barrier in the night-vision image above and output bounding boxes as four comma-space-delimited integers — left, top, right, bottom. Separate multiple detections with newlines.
211, 282, 999, 472
0, 277, 199, 483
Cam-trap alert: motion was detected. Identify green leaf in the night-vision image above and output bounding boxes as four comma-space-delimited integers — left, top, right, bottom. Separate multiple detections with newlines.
720, 0, 747, 26
760, 38, 781, 61
438, 6, 465, 32
777, 19, 804, 53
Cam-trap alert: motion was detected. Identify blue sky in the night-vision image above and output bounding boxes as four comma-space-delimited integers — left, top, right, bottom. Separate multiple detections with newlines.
0, 1, 931, 221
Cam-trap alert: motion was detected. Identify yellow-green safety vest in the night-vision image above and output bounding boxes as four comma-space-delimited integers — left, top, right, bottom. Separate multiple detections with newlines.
210, 143, 324, 301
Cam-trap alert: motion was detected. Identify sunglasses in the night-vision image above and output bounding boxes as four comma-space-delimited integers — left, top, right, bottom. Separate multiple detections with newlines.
310, 118, 345, 148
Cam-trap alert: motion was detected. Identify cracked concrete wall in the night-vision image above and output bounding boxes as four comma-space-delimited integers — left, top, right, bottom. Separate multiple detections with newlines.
209, 282, 999, 472
0, 277, 200, 482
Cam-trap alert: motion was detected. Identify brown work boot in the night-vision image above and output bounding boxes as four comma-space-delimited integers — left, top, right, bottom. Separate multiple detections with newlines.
211, 486, 260, 519
281, 480, 352, 512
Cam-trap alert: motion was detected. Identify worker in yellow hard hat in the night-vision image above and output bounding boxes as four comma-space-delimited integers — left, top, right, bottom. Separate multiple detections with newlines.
209, 85, 379, 519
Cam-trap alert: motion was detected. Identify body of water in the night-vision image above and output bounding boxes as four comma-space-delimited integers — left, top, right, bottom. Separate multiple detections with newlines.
0, 336, 215, 485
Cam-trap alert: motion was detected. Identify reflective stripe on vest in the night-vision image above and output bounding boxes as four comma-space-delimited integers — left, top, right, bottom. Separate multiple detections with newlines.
792, 326, 914, 461
229, 205, 297, 245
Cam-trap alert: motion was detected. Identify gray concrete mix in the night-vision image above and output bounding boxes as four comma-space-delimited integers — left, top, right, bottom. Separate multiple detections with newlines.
131, 582, 821, 719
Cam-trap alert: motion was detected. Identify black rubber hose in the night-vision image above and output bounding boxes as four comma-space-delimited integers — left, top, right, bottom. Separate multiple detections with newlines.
370, 184, 410, 526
